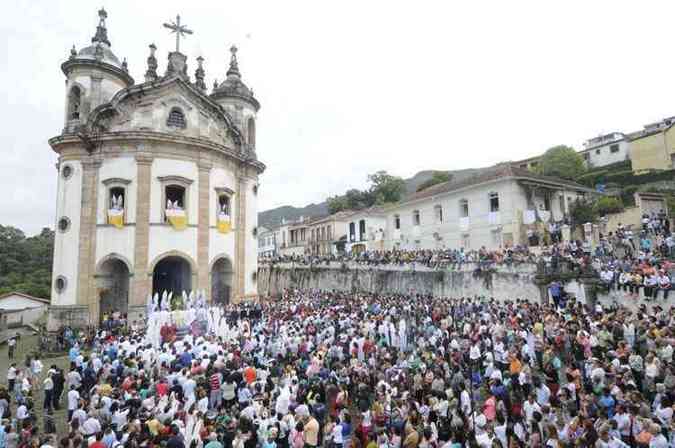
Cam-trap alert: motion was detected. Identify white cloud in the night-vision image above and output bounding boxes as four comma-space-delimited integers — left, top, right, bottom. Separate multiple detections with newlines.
2, 0, 675, 235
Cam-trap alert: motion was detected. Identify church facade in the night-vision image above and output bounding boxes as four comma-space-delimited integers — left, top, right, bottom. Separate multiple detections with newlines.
48, 10, 264, 327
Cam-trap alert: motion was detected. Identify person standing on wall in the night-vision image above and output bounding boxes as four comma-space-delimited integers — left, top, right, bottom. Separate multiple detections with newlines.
7, 336, 16, 359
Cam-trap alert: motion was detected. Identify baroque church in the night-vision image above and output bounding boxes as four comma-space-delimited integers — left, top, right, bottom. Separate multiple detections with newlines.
48, 9, 264, 328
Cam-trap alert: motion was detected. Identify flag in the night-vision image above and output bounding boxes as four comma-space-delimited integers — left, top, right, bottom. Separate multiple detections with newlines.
217, 213, 232, 234
107, 209, 124, 229
166, 209, 188, 231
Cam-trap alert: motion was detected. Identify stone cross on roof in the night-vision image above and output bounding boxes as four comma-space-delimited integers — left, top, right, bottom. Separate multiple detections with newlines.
163, 14, 193, 53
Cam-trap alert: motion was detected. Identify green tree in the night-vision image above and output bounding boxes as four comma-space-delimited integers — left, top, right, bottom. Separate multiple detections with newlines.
594, 196, 624, 215
327, 195, 350, 214
367, 170, 406, 205
569, 198, 598, 230
538, 145, 586, 180
0, 225, 54, 298
416, 171, 452, 192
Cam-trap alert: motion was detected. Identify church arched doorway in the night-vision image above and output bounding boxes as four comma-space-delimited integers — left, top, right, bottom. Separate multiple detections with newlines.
211, 257, 233, 304
152, 256, 192, 297
97, 258, 130, 320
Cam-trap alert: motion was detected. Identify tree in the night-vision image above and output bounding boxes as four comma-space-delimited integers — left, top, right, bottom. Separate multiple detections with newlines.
569, 198, 597, 230
326, 189, 375, 213
594, 196, 624, 215
345, 188, 375, 209
538, 145, 586, 180
0, 225, 54, 298
327, 195, 350, 214
367, 170, 406, 205
416, 171, 452, 192
325, 170, 405, 213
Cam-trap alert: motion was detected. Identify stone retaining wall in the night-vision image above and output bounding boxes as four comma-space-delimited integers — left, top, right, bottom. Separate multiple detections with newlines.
257, 262, 545, 301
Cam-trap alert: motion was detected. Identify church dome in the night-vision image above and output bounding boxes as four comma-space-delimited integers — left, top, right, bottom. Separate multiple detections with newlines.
76, 43, 122, 68
210, 46, 260, 111
62, 8, 133, 85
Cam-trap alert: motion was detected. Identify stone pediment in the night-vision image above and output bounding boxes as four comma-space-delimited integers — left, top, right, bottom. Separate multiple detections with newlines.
87, 76, 241, 149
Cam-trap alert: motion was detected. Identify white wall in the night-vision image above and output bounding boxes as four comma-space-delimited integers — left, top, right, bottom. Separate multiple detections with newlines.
148, 226, 199, 266
148, 158, 200, 266
0, 295, 47, 310
208, 166, 237, 266
97, 157, 138, 224
66, 69, 127, 125
244, 178, 259, 296
150, 158, 199, 223
209, 168, 237, 227
3, 307, 46, 327
96, 227, 135, 268
209, 227, 236, 271
585, 140, 630, 168
52, 160, 83, 306
385, 179, 522, 250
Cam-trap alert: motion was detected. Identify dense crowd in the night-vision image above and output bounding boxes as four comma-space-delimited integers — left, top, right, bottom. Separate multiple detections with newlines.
593, 213, 674, 301
2, 288, 675, 448
259, 246, 536, 270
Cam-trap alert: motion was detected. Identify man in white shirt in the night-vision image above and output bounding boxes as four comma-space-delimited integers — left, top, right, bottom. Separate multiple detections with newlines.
43, 372, 54, 411
16, 402, 29, 427
523, 395, 541, 423
71, 404, 87, 427
81, 414, 102, 438
67, 368, 82, 390
6, 364, 17, 392
7, 337, 16, 360
67, 385, 80, 421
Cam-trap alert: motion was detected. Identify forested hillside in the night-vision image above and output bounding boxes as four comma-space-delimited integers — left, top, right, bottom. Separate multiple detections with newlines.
0, 225, 54, 298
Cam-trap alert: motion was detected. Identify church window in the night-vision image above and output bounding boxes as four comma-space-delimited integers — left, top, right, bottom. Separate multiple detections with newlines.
57, 217, 71, 233
253, 185, 258, 195
459, 199, 469, 218
108, 187, 125, 211
434, 205, 443, 223
218, 194, 231, 216
394, 214, 400, 230
349, 222, 356, 242
164, 185, 186, 222
489, 192, 499, 212
167, 107, 187, 129
359, 220, 366, 241
412, 210, 421, 226
68, 86, 82, 120
54, 276, 67, 293
61, 164, 73, 180
247, 117, 256, 147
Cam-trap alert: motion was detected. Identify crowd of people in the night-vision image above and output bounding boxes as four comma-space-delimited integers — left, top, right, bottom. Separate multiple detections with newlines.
259, 246, 537, 270
592, 213, 674, 302
1, 288, 674, 448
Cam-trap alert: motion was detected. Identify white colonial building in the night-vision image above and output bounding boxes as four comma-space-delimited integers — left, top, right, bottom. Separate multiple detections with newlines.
0, 292, 49, 327
345, 208, 387, 254
383, 165, 595, 250
49, 10, 264, 327
257, 226, 277, 257
579, 132, 630, 168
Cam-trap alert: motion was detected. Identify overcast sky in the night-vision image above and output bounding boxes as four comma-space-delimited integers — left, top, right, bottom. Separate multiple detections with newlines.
2, 1, 675, 235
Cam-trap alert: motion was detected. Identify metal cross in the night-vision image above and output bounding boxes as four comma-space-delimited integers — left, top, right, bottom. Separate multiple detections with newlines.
163, 14, 193, 53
